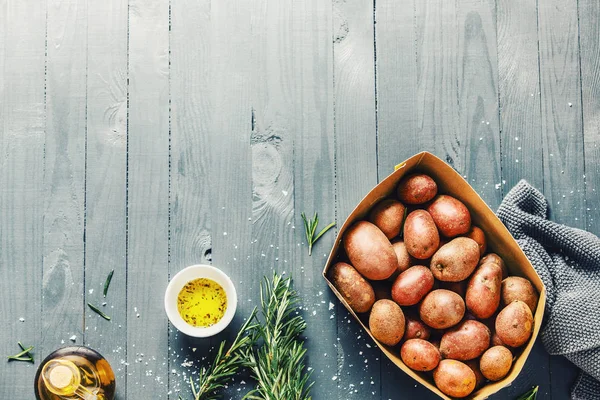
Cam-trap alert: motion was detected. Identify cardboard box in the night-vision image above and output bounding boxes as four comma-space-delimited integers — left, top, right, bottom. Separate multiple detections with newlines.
323, 151, 546, 399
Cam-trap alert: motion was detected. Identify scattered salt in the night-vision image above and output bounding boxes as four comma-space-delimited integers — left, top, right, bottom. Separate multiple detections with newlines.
70, 335, 77, 342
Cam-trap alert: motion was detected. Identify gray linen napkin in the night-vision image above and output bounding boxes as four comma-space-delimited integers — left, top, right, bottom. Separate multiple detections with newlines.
497, 180, 600, 400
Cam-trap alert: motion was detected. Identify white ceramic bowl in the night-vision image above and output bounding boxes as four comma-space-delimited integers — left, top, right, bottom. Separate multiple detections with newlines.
164, 264, 237, 338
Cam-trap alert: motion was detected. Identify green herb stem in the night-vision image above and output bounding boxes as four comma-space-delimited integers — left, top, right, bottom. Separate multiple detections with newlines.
7, 344, 34, 363
103, 270, 115, 297
517, 386, 539, 400
301, 212, 335, 256
88, 303, 111, 321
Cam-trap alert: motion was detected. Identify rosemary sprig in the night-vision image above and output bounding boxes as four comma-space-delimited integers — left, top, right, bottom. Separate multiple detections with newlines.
88, 303, 111, 321
103, 270, 115, 297
244, 273, 313, 400
7, 343, 34, 363
189, 308, 258, 400
301, 212, 335, 256
517, 386, 539, 400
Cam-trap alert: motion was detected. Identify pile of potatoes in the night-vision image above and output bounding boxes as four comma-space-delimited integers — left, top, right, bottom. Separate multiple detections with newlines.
329, 173, 539, 398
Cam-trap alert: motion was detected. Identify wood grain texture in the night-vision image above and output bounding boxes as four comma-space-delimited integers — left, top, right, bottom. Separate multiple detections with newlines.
205, 0, 254, 396
0, 0, 46, 395
496, 0, 551, 396
84, 1, 128, 397
375, 0, 420, 172
538, 0, 586, 396
43, 0, 87, 362
497, 0, 543, 193
538, 0, 585, 228
127, 0, 170, 398
333, 0, 380, 398
414, 0, 459, 167
168, 0, 214, 397
456, 0, 502, 209
374, 1, 431, 398
580, 0, 600, 234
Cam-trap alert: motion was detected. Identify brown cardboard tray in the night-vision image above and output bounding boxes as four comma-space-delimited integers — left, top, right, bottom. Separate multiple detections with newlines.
322, 151, 546, 399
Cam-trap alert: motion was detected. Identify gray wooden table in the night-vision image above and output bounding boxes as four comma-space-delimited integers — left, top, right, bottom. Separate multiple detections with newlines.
2, 0, 597, 399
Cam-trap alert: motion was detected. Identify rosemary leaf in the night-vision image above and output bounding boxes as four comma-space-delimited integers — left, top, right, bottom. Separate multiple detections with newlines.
517, 386, 539, 400
103, 270, 115, 297
7, 343, 34, 363
301, 212, 335, 256
7, 356, 34, 363
88, 303, 111, 321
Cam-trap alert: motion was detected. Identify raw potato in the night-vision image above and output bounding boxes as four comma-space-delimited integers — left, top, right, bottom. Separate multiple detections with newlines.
466, 226, 487, 256
397, 173, 438, 205
465, 359, 486, 389
369, 299, 406, 346
480, 346, 513, 381
434, 360, 476, 398
401, 339, 441, 371
501, 276, 539, 313
392, 241, 413, 273
466, 262, 503, 319
404, 210, 440, 260
343, 221, 398, 280
430, 237, 480, 282
427, 195, 471, 237
329, 262, 375, 313
481, 253, 508, 279
368, 199, 407, 239
440, 320, 491, 360
495, 300, 534, 347
391, 266, 435, 306
491, 331, 508, 347
419, 289, 465, 329
404, 316, 431, 341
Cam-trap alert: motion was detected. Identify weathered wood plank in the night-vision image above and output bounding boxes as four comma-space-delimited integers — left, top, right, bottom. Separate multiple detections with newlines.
333, 0, 381, 397
537, 0, 586, 396
84, 1, 128, 397
375, 1, 434, 398
414, 0, 459, 165
456, 0, 502, 209
496, 0, 551, 397
497, 0, 544, 193
42, 0, 87, 364
127, 1, 170, 398
376, 0, 420, 170
168, 0, 214, 397
204, 0, 254, 396
0, 0, 46, 395
580, 0, 600, 234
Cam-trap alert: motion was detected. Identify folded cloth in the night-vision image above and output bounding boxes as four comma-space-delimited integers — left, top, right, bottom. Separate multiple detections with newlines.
497, 180, 600, 400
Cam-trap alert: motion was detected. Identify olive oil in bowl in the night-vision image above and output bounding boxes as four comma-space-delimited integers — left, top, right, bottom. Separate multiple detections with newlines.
177, 278, 227, 327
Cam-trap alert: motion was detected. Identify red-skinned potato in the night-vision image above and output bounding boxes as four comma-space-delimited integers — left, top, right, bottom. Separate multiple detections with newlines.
369, 299, 406, 346
368, 199, 406, 239
440, 320, 491, 360
480, 346, 513, 381
427, 195, 471, 237
392, 241, 414, 273
397, 174, 438, 205
430, 237, 480, 282
466, 226, 487, 256
495, 300, 534, 347
501, 276, 539, 313
391, 266, 435, 306
404, 315, 431, 341
329, 262, 375, 313
434, 360, 476, 398
343, 221, 397, 280
481, 253, 508, 279
492, 331, 508, 347
466, 262, 503, 319
404, 210, 440, 260
419, 289, 465, 329
401, 339, 441, 371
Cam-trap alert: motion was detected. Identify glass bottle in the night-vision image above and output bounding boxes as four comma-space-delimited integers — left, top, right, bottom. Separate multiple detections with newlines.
34, 346, 116, 400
